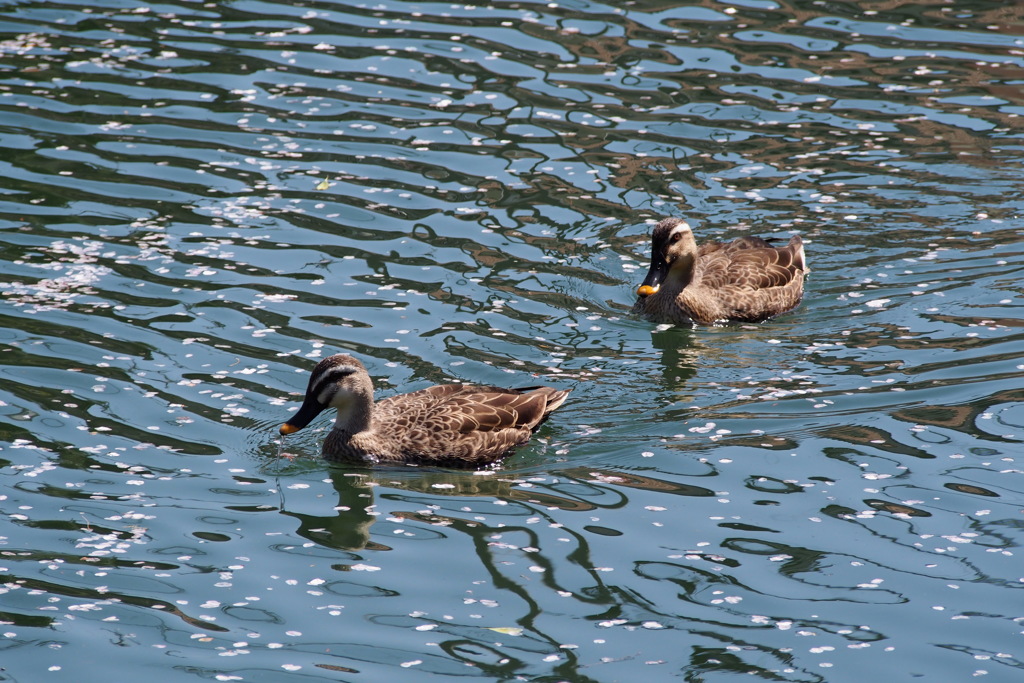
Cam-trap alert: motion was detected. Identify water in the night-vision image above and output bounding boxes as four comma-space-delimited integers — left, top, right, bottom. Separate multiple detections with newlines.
1, 1, 1023, 680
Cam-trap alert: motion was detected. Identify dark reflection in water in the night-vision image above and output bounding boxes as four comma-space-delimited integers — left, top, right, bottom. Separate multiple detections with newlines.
279, 464, 720, 551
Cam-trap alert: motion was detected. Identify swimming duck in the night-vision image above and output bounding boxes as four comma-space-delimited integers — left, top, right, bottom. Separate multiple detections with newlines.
279, 354, 571, 467
633, 217, 807, 325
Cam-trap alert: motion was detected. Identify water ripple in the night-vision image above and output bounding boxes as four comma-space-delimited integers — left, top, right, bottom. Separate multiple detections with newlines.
1, 0, 1023, 680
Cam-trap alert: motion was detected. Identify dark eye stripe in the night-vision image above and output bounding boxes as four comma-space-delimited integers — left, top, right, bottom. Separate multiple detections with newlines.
309, 364, 358, 396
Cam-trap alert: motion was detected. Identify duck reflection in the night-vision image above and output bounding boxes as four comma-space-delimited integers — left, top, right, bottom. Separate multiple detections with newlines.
277, 465, 715, 553
277, 467, 596, 552
648, 324, 700, 387
268, 463, 734, 677
278, 469, 390, 552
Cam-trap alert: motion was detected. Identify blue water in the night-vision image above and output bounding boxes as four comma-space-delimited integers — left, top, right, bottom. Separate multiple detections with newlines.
1, 1, 1023, 680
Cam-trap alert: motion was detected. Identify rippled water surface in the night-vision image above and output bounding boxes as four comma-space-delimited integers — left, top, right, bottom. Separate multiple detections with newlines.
2, 0, 1023, 680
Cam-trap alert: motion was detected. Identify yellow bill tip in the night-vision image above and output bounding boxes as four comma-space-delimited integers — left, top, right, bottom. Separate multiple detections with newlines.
637, 284, 658, 297
279, 423, 301, 436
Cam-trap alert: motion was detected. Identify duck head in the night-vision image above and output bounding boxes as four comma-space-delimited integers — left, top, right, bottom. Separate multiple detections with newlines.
280, 354, 374, 435
636, 218, 698, 297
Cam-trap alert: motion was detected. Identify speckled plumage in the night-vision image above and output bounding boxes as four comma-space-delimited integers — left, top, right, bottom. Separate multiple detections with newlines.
633, 217, 808, 325
279, 354, 570, 468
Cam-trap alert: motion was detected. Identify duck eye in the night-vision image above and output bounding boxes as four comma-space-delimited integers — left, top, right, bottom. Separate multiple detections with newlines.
670, 232, 682, 242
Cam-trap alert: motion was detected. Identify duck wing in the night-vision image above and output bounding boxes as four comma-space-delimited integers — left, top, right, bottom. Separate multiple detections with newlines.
443, 386, 565, 433
700, 235, 805, 291
377, 384, 570, 467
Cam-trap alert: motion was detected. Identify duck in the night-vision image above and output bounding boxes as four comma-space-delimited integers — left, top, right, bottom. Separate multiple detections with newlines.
279, 354, 571, 468
633, 217, 807, 325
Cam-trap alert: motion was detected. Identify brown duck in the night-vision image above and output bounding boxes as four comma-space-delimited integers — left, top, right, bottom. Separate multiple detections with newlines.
633, 218, 807, 325
279, 354, 570, 467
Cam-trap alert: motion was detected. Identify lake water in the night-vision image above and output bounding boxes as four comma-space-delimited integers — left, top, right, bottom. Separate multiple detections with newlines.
2, 1, 1023, 681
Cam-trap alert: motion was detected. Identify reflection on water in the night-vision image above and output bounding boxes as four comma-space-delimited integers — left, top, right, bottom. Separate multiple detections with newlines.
1, 0, 1023, 680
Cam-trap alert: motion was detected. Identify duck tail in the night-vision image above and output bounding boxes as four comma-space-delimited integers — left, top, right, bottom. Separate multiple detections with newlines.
789, 234, 808, 273
541, 388, 571, 417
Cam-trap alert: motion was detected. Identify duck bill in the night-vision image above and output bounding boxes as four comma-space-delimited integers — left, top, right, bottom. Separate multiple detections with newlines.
636, 258, 668, 298
279, 396, 326, 436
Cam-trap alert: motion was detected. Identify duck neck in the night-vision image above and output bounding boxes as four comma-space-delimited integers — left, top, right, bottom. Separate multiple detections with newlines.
668, 252, 697, 291
333, 392, 373, 435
